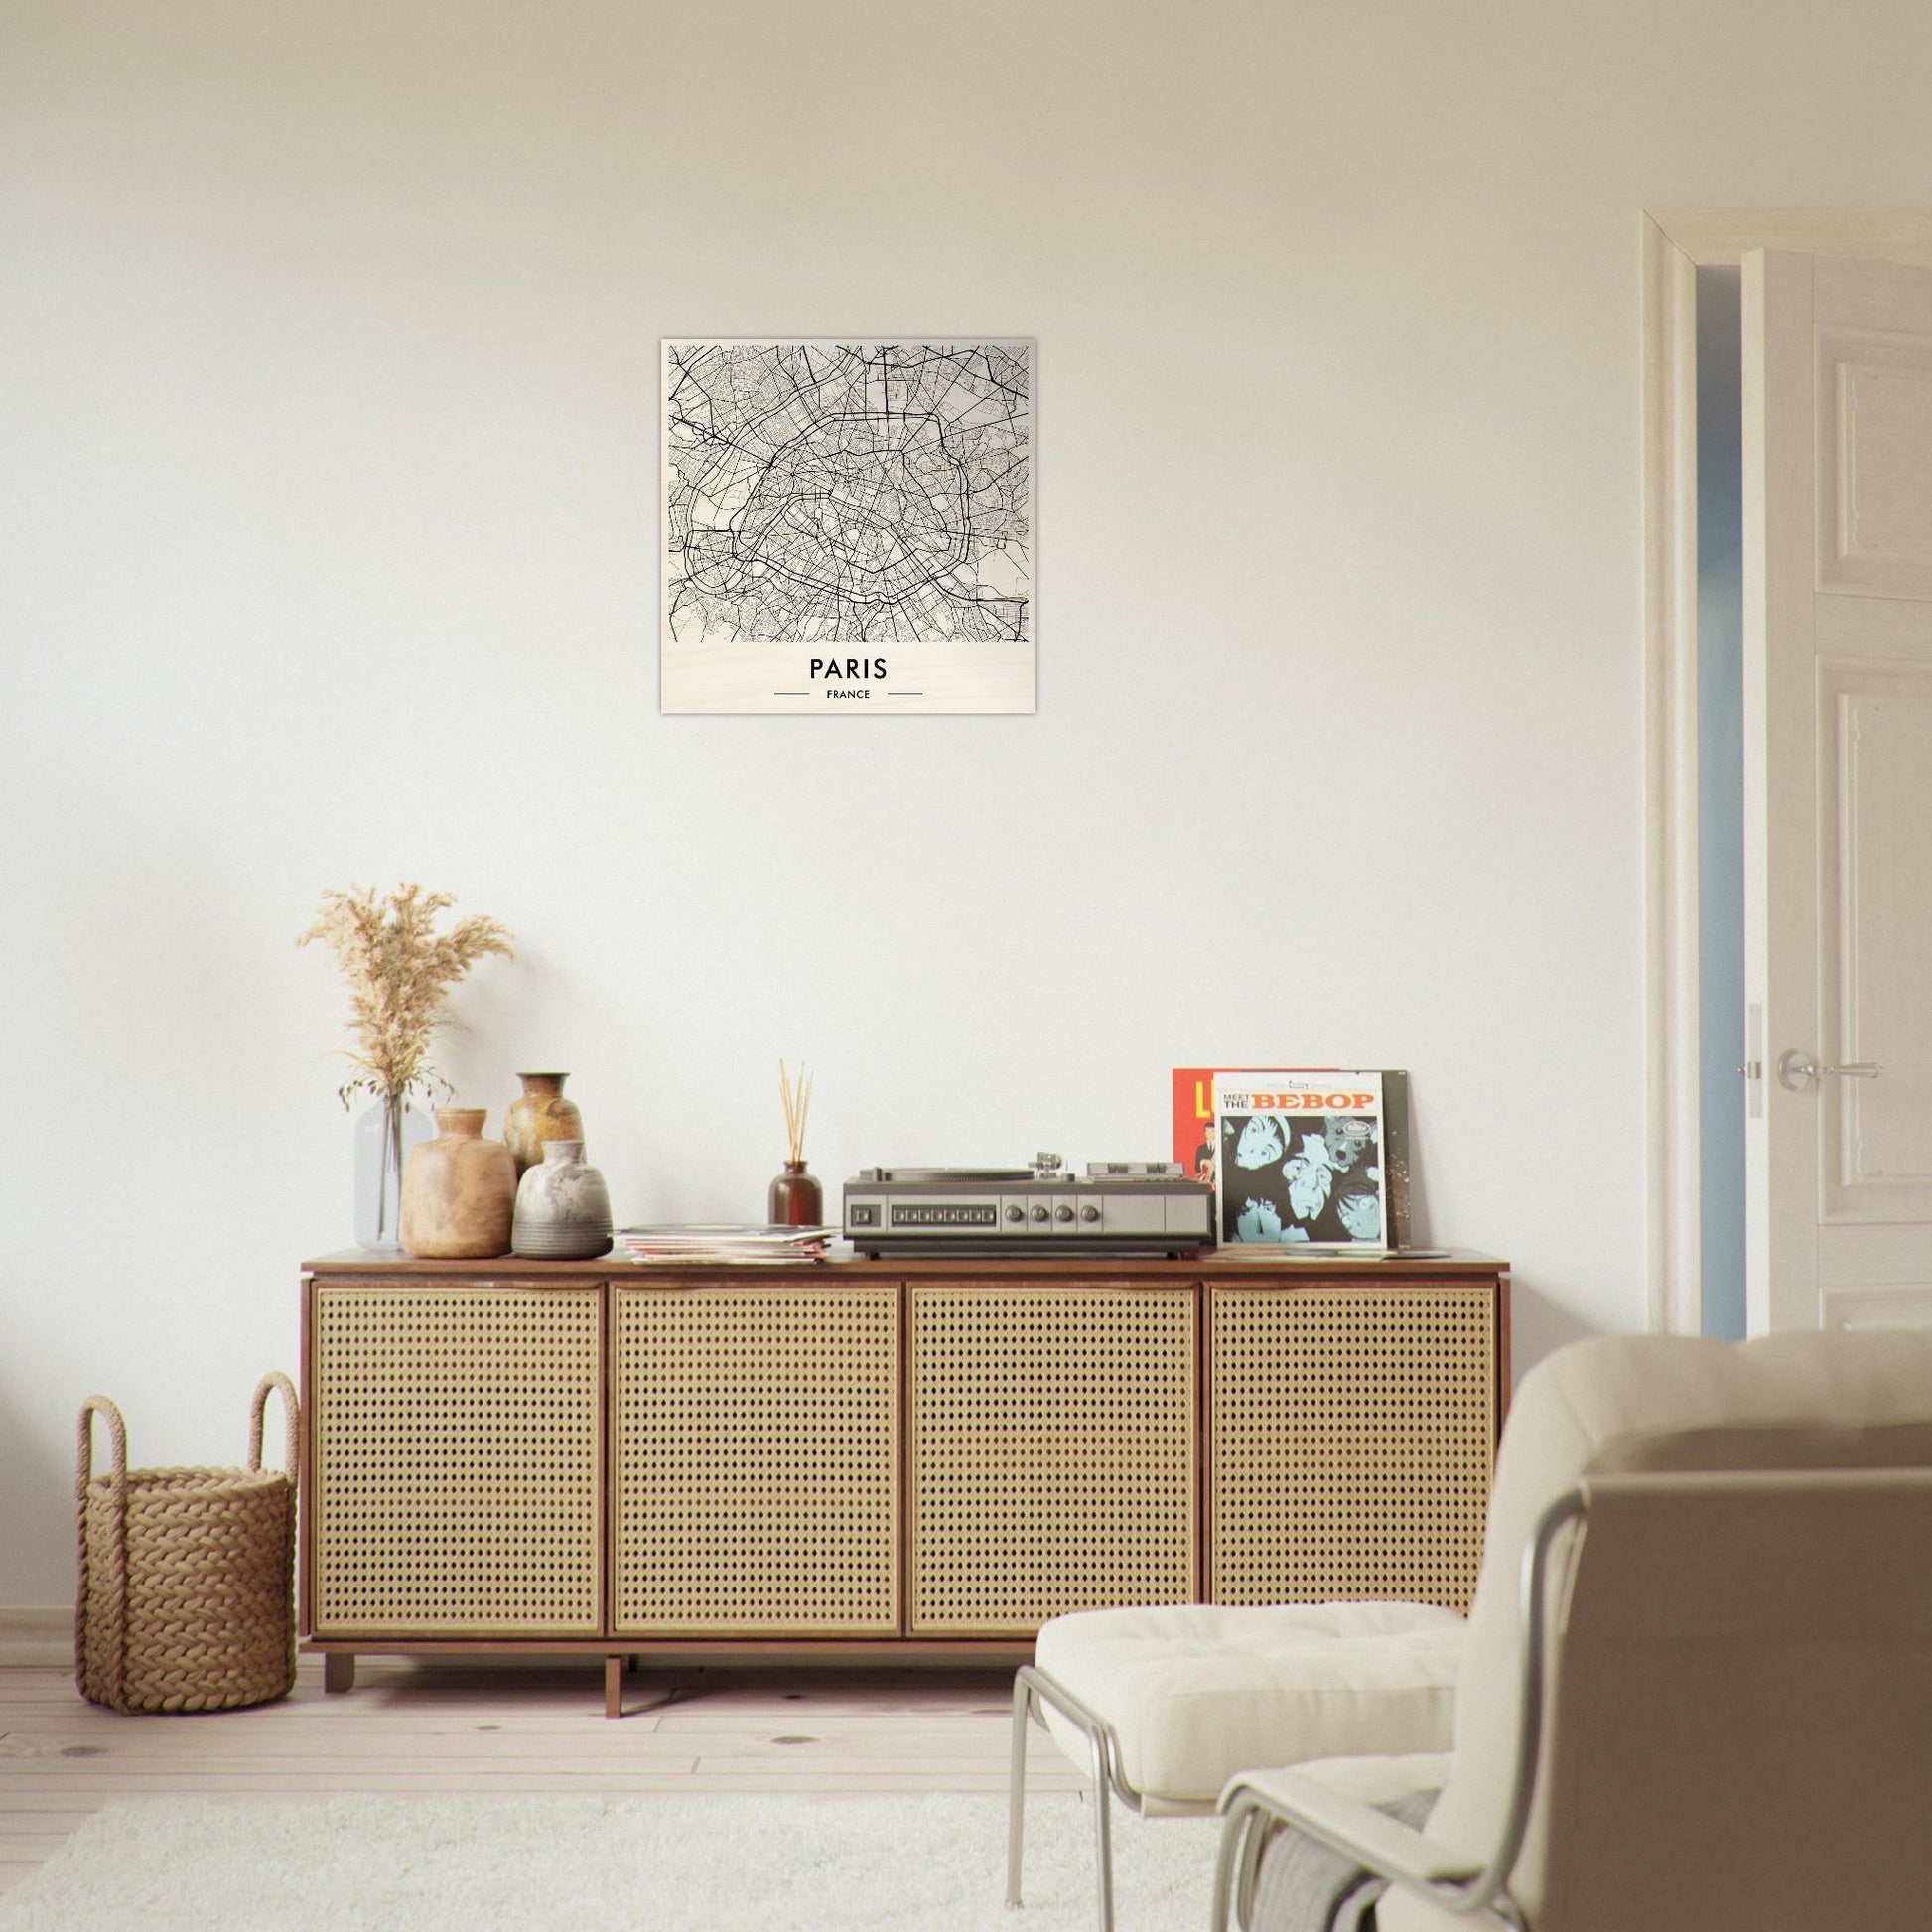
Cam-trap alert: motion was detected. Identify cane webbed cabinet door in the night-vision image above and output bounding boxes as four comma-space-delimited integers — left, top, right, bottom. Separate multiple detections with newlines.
310, 1281, 603, 1636
1208, 1281, 1496, 1612
611, 1280, 900, 1635
907, 1280, 1197, 1634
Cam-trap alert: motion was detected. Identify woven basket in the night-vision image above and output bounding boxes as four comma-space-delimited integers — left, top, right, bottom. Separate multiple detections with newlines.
75, 1373, 299, 1714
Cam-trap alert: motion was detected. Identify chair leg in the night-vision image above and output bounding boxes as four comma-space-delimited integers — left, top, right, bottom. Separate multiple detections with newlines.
1008, 1666, 1127, 1931
1210, 1799, 1258, 1932
1236, 1803, 1269, 1930
1087, 1727, 1115, 1932
1006, 1672, 1031, 1908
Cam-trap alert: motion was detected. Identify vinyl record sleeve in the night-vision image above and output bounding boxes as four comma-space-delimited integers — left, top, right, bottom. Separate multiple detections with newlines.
1173, 1067, 1412, 1249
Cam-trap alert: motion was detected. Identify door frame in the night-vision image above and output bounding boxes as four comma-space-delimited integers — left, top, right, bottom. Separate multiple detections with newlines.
1641, 208, 1932, 1335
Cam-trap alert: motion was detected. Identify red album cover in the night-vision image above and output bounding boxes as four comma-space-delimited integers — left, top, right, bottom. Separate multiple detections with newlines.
1173, 1068, 1218, 1183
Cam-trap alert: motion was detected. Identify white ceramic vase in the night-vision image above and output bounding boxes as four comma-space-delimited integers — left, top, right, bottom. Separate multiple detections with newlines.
511, 1140, 614, 1260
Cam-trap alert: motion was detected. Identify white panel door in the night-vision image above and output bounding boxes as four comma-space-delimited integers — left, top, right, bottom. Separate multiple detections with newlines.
1744, 250, 1932, 1332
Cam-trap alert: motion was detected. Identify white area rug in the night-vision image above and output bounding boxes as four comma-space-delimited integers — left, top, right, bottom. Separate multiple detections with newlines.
0, 1793, 1222, 1931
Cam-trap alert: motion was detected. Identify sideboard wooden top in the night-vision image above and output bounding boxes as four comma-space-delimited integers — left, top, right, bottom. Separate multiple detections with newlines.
305, 1248, 1507, 1283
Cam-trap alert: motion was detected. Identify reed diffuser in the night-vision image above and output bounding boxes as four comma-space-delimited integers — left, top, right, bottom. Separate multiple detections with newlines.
768, 1059, 824, 1227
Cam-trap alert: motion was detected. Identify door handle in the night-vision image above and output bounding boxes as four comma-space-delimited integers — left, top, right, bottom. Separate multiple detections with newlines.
1777, 1050, 1882, 1091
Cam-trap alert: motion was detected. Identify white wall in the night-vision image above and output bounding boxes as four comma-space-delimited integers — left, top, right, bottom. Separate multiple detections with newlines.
5, 0, 1931, 1602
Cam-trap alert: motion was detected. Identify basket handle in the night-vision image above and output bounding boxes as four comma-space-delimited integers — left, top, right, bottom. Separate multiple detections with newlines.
74, 1395, 131, 1707
76, 1395, 127, 1503
248, 1371, 300, 1483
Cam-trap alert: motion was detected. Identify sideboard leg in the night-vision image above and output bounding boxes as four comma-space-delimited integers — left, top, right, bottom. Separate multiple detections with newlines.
323, 1652, 355, 1695
605, 1654, 622, 1719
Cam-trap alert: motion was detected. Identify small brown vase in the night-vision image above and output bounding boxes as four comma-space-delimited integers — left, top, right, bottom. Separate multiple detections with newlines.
768, 1160, 824, 1228
503, 1072, 586, 1177
401, 1109, 515, 1258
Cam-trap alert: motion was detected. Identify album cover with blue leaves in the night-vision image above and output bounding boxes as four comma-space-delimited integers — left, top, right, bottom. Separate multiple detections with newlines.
1209, 1070, 1411, 1249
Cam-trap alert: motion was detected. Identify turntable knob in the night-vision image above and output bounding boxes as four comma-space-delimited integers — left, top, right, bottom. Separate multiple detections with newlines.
1030, 1205, 1050, 1223
1054, 1205, 1075, 1223
1005, 1204, 1025, 1223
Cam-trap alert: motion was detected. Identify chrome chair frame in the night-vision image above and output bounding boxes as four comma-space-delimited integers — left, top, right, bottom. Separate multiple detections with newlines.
1209, 1489, 1587, 1932
1007, 1662, 1166, 1932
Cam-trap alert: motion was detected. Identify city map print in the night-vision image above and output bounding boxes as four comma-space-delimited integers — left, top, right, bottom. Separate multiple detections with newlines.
660, 340, 1035, 714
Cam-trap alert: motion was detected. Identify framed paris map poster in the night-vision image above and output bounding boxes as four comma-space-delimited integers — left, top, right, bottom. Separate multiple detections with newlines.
660, 339, 1035, 714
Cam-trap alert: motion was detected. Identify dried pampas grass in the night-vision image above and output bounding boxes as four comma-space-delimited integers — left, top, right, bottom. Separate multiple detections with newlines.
299, 883, 514, 1106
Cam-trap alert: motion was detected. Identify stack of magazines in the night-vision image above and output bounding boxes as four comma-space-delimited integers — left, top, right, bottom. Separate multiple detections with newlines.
614, 1224, 837, 1265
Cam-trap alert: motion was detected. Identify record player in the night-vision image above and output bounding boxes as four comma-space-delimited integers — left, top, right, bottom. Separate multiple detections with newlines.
843, 1154, 1212, 1258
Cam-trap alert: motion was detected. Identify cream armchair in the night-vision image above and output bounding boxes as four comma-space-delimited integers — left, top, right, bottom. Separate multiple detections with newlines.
1212, 1328, 1932, 1932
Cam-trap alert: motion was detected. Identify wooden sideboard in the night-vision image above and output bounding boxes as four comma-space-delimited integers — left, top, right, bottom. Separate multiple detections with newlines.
299, 1251, 1509, 1713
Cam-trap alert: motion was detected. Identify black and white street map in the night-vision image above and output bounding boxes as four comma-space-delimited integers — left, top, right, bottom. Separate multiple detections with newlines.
660, 340, 1035, 713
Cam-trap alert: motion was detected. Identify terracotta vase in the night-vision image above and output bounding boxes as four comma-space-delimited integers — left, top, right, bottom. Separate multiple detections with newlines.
768, 1160, 824, 1228
512, 1141, 615, 1260
503, 1072, 586, 1177
400, 1109, 515, 1259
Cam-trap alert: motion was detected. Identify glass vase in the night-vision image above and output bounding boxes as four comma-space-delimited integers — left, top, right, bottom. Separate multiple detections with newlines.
353, 1094, 432, 1251
767, 1160, 824, 1228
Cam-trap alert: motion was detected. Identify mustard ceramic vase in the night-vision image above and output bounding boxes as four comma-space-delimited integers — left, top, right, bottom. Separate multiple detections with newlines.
503, 1072, 586, 1177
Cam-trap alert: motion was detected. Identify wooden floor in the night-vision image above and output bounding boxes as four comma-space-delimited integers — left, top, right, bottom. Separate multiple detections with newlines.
0, 1656, 1084, 1894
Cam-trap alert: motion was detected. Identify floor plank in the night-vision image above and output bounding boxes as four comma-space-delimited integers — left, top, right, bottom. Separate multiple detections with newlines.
0, 1836, 67, 1861
0, 1730, 1023, 1764
0, 1658, 1080, 1892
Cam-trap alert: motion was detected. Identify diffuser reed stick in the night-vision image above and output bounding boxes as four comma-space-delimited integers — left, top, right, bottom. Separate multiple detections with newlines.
778, 1059, 813, 1163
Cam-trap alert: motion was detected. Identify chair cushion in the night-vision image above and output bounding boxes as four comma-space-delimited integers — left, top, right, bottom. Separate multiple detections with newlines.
1033, 1601, 1465, 1811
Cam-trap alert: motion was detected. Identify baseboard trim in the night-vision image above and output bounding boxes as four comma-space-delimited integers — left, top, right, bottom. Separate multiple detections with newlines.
0, 1606, 71, 1667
